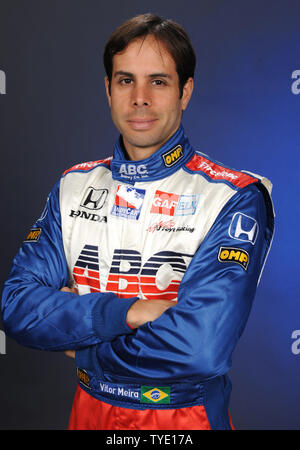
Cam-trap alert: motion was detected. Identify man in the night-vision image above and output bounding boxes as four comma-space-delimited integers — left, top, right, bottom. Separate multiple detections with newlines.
1, 14, 274, 430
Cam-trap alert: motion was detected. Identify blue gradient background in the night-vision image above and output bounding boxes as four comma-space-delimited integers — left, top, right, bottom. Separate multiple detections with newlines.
0, 0, 299, 429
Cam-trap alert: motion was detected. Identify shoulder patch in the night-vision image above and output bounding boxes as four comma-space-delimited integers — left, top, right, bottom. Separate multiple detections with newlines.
185, 154, 258, 188
62, 157, 111, 176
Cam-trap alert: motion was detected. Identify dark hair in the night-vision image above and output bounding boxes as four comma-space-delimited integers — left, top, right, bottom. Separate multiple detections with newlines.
103, 13, 196, 98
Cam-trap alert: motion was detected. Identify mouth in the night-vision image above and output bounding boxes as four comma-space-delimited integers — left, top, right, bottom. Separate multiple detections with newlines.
127, 118, 158, 130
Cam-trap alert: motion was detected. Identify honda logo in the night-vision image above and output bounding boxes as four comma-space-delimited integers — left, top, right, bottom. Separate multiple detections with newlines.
80, 187, 108, 210
229, 212, 259, 245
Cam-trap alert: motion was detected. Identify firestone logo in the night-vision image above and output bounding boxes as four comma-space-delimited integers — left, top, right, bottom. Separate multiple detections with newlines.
73, 160, 109, 171
199, 161, 238, 180
291, 70, 300, 95
0, 70, 6, 94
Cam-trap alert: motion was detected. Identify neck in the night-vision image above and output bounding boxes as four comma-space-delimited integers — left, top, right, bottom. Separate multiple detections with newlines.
111, 124, 193, 184
124, 143, 161, 161
122, 129, 180, 161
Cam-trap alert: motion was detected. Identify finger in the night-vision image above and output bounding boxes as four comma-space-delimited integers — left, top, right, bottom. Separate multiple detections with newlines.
60, 286, 79, 294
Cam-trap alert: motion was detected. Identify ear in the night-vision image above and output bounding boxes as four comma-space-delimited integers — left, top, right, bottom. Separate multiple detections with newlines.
181, 77, 194, 111
105, 76, 111, 107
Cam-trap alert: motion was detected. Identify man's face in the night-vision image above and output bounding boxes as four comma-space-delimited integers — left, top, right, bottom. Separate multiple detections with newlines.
105, 35, 193, 160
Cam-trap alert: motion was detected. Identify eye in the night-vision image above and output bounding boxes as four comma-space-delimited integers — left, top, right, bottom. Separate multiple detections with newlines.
120, 78, 133, 85
152, 79, 166, 86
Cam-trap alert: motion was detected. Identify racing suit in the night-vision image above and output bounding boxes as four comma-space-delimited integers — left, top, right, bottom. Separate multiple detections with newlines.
1, 124, 274, 430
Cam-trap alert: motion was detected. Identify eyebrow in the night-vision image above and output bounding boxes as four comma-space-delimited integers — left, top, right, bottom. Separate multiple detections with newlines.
113, 71, 172, 79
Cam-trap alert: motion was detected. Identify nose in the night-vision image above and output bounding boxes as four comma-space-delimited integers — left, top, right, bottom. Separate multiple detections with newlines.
131, 82, 151, 107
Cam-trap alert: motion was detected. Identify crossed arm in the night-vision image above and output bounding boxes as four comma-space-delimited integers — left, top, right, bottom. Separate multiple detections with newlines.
61, 286, 174, 359
1, 181, 273, 381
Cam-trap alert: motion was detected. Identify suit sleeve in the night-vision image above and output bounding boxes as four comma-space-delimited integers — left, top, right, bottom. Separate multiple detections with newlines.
1, 180, 137, 351
77, 183, 274, 381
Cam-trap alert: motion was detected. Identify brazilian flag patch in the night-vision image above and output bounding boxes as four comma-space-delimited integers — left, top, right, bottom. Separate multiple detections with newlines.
141, 386, 170, 404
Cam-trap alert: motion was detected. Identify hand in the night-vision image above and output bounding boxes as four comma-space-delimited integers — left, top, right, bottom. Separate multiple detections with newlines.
60, 286, 78, 294
60, 286, 78, 358
126, 299, 175, 329
64, 350, 75, 359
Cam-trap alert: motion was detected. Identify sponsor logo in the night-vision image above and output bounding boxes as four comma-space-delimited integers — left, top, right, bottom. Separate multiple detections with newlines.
24, 228, 42, 242
119, 163, 148, 179
162, 145, 183, 167
291, 70, 300, 95
151, 191, 179, 216
218, 246, 249, 271
146, 220, 194, 233
73, 245, 193, 300
0, 330, 6, 355
150, 191, 199, 216
229, 212, 258, 245
73, 245, 101, 293
0, 70, 6, 95
199, 161, 238, 180
77, 368, 91, 389
69, 209, 107, 223
141, 386, 170, 404
80, 187, 108, 210
186, 155, 258, 188
175, 194, 200, 216
111, 185, 145, 220
63, 158, 111, 176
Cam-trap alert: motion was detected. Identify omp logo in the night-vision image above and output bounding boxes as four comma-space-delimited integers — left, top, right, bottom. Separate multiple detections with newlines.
218, 246, 249, 271
162, 145, 183, 167
0, 70, 6, 94
73, 246, 193, 300
291, 70, 300, 95
0, 330, 6, 354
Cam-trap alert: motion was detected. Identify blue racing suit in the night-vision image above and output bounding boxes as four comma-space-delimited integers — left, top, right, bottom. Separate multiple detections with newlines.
1, 124, 274, 429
